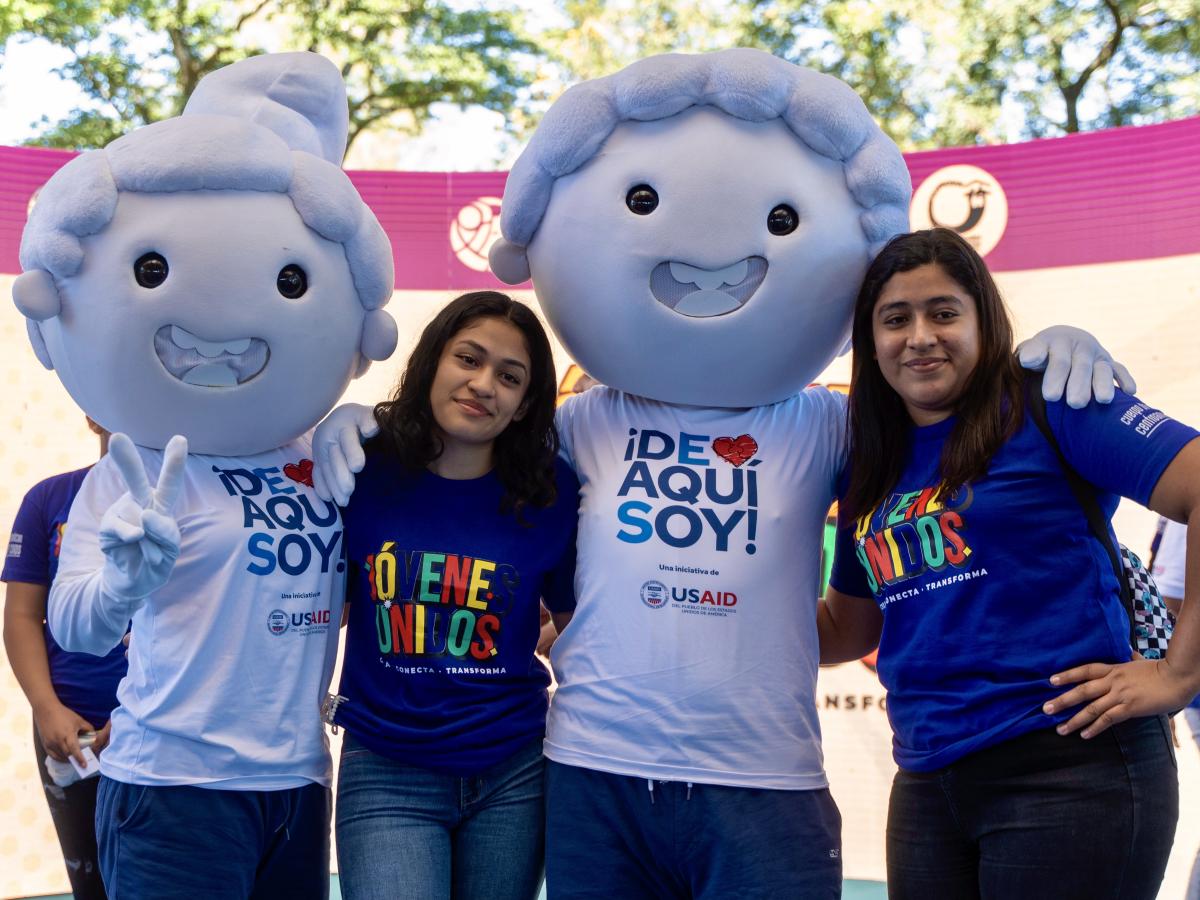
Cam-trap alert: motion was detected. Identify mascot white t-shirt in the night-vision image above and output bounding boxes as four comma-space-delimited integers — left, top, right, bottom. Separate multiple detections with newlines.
548, 386, 847, 788
54, 439, 343, 787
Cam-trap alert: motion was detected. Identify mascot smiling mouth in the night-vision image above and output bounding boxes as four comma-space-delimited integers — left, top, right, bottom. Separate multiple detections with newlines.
649, 256, 768, 317
153, 324, 270, 387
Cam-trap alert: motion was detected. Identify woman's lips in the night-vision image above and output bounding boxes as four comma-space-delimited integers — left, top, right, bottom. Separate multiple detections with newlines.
454, 398, 491, 417
904, 358, 948, 373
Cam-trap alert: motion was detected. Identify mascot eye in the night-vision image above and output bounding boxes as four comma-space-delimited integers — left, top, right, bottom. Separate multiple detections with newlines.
276, 264, 308, 299
626, 185, 659, 215
134, 252, 169, 289
767, 204, 799, 236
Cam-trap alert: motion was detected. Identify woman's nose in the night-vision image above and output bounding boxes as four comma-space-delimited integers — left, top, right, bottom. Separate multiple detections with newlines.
468, 369, 497, 395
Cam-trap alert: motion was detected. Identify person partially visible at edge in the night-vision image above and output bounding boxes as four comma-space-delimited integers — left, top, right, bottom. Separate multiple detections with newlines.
330, 291, 578, 900
1150, 516, 1200, 900
820, 227, 1200, 900
2, 418, 124, 900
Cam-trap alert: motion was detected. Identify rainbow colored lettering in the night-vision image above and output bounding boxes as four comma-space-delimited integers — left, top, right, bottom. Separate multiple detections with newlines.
854, 485, 973, 593
366, 543, 518, 662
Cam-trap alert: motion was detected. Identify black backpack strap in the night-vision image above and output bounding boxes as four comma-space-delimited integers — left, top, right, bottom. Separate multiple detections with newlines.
1024, 370, 1137, 647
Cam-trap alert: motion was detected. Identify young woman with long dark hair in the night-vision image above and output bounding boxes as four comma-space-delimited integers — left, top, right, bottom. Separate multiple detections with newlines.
329, 291, 578, 900
818, 228, 1200, 899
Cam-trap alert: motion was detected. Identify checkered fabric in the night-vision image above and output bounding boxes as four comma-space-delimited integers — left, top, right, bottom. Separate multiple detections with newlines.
1121, 545, 1174, 660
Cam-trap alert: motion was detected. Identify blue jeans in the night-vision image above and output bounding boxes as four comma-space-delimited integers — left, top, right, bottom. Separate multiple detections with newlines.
887, 715, 1178, 900
95, 776, 330, 900
1184, 706, 1200, 900
545, 761, 842, 899
335, 732, 545, 900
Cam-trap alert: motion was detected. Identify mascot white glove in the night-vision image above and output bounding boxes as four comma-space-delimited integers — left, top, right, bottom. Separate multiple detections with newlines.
99, 433, 186, 601
1018, 325, 1136, 408
312, 403, 378, 506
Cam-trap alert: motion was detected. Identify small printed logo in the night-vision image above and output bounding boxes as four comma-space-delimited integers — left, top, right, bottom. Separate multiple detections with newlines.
910, 164, 1008, 256
267, 609, 290, 636
640, 580, 669, 609
6, 532, 22, 559
450, 196, 504, 272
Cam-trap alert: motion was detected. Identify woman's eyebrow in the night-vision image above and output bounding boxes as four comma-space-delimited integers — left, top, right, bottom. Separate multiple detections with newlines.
877, 295, 964, 315
455, 339, 528, 373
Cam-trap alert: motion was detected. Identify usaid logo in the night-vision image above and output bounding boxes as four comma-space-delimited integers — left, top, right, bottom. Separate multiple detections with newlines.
267, 609, 290, 636
640, 580, 669, 609
268, 608, 331, 635
450, 196, 503, 272
910, 164, 1008, 256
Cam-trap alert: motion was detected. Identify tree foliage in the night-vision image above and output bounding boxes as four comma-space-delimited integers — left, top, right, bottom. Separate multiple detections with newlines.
2, 0, 1197, 154
742, 0, 1200, 146
1, 0, 542, 151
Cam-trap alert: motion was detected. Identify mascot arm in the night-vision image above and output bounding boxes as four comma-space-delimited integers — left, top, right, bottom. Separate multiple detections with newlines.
48, 434, 186, 655
1018, 326, 1137, 408
311, 403, 378, 507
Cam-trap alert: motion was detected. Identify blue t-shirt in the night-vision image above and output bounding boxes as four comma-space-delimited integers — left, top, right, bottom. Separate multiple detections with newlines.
831, 390, 1198, 772
2, 468, 128, 727
334, 440, 579, 775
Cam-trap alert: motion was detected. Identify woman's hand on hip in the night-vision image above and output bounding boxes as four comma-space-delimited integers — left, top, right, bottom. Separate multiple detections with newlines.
1043, 657, 1195, 738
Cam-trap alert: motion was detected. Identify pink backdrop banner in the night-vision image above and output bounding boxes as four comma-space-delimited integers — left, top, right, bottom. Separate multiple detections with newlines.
2, 115, 1197, 286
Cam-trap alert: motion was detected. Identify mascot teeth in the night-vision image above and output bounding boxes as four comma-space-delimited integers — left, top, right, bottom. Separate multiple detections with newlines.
154, 324, 270, 387
650, 256, 768, 318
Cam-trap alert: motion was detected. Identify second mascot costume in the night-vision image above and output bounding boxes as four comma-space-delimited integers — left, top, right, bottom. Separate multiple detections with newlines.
12, 53, 396, 897
311, 48, 1123, 897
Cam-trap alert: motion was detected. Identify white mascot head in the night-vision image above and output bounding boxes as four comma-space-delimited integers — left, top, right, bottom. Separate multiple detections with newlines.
490, 48, 911, 407
12, 52, 397, 455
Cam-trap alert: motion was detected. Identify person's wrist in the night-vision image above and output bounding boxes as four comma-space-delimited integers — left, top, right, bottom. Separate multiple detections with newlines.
30, 696, 65, 719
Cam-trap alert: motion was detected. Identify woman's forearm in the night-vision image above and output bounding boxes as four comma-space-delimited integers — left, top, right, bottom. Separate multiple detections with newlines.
3, 582, 60, 712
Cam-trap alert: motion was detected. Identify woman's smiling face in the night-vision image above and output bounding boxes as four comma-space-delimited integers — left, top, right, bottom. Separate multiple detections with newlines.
872, 262, 981, 426
428, 316, 532, 455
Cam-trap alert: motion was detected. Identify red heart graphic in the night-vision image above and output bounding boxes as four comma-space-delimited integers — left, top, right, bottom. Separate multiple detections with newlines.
712, 435, 758, 467
284, 459, 314, 488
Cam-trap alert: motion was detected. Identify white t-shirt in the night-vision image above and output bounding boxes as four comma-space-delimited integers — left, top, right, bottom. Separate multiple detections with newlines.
547, 386, 847, 789
49, 438, 343, 789
1153, 519, 1187, 600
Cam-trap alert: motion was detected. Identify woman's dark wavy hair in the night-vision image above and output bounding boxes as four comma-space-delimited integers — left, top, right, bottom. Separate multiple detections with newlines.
374, 291, 560, 518
842, 228, 1024, 521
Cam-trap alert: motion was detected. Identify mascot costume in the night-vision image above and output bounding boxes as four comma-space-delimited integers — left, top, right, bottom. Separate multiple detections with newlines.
308, 48, 1124, 897
12, 52, 396, 897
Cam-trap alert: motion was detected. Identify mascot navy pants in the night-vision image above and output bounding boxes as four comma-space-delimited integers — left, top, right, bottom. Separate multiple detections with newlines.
95, 776, 330, 899
545, 760, 842, 899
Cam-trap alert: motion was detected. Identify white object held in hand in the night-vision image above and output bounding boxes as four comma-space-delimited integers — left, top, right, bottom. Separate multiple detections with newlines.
98, 433, 187, 601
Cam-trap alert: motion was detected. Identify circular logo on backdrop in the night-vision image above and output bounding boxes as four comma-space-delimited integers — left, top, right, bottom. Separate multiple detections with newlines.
450, 196, 504, 272
267, 609, 290, 636
640, 580, 669, 609
910, 164, 1008, 256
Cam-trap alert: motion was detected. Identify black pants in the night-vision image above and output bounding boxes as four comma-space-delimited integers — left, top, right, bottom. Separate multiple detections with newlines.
887, 715, 1178, 900
32, 721, 107, 900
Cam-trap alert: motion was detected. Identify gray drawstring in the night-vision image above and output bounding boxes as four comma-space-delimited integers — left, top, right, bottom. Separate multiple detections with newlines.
648, 779, 655, 804
686, 782, 693, 801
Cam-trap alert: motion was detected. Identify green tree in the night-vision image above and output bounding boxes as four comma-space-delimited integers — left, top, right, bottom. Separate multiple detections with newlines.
548, 0, 745, 83
1, 0, 543, 152
740, 0, 1200, 147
